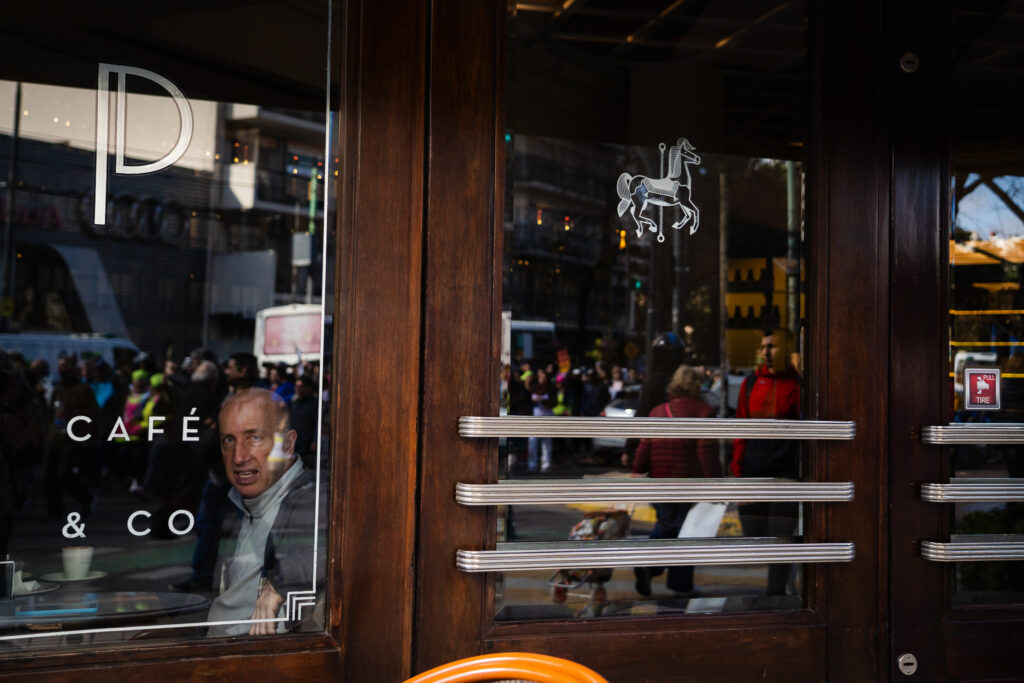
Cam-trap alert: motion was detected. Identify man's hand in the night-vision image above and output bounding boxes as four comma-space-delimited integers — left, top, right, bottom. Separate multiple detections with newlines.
249, 579, 285, 635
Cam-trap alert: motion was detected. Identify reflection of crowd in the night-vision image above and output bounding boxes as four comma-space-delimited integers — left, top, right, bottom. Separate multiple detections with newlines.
504, 352, 732, 475
0, 344, 328, 578
504, 331, 804, 601
504, 358, 643, 473
0, 348, 46, 557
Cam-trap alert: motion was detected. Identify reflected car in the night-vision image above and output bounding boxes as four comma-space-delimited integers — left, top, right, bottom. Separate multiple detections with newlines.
592, 396, 638, 451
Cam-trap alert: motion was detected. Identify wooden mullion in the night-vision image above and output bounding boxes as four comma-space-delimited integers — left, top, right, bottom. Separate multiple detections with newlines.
334, 0, 428, 680
412, 0, 502, 673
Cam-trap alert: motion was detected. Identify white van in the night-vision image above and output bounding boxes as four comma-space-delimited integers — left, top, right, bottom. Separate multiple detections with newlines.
0, 333, 139, 379
500, 313, 556, 366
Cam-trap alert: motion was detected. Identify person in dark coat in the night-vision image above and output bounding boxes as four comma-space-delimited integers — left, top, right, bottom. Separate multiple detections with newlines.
45, 355, 99, 518
289, 374, 319, 468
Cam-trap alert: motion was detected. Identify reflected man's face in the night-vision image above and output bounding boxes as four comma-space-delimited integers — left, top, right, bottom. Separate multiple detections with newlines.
296, 379, 315, 399
219, 392, 296, 498
58, 357, 77, 381
224, 358, 244, 384
758, 335, 778, 369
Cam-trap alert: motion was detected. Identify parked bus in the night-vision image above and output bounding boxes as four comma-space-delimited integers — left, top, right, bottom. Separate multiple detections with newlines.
253, 304, 329, 369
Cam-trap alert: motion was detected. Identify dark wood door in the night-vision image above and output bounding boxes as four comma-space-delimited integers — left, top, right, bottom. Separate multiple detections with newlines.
889, 1, 1024, 680
410, 2, 888, 682
334, 1, 1024, 681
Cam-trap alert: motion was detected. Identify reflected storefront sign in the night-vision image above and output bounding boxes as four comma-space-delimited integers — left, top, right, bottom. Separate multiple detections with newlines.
1, 195, 192, 245
0, 1, 335, 650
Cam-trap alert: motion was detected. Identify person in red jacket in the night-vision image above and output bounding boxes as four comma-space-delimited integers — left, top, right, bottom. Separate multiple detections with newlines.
633, 364, 722, 597
731, 329, 801, 596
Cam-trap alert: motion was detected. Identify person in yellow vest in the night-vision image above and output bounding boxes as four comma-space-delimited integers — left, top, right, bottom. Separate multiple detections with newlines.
130, 374, 175, 497
123, 369, 151, 441
552, 375, 571, 416
120, 369, 151, 491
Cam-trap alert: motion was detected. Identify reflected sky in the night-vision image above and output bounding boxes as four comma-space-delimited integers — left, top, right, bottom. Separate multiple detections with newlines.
956, 174, 1024, 239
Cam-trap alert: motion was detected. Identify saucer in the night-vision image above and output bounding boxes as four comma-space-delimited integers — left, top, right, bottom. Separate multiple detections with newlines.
39, 570, 108, 583
13, 583, 59, 596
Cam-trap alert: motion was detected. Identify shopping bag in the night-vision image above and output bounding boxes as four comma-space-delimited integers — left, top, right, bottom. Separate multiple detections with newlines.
678, 502, 727, 538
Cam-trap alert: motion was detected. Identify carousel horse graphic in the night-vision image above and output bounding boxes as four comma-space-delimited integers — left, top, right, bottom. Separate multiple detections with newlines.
616, 137, 701, 242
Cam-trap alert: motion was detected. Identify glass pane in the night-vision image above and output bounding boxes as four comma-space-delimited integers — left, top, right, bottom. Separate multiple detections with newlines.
948, 0, 1024, 608
0, 2, 336, 651
497, 0, 810, 621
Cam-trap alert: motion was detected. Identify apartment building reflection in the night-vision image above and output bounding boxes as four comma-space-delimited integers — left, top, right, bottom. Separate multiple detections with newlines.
0, 81, 333, 361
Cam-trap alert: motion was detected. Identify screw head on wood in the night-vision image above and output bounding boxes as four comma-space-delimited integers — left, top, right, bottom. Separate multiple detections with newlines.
900, 52, 920, 73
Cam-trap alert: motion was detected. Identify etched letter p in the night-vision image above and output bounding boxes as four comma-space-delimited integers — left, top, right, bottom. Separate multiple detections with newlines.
94, 64, 193, 226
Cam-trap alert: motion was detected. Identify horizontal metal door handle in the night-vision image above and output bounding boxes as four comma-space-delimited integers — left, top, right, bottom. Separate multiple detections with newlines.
459, 416, 856, 440
921, 538, 1024, 562
456, 479, 854, 505
922, 478, 1024, 502
922, 423, 1024, 444
456, 539, 855, 572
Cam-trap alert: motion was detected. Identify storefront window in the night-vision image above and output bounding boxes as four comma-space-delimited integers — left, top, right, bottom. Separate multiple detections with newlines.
0, 2, 336, 650
496, 0, 812, 620
947, 0, 1024, 608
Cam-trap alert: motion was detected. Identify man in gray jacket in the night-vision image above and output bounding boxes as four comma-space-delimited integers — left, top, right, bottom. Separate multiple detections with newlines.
207, 388, 322, 637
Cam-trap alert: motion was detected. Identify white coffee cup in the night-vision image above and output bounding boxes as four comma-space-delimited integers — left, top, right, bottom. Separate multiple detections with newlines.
62, 546, 94, 580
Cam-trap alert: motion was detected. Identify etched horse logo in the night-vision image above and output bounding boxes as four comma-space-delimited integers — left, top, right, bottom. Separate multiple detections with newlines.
616, 137, 701, 242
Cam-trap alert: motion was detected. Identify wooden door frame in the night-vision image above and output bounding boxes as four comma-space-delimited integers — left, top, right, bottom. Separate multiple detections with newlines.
887, 0, 947, 679
334, 0, 428, 680
413, 0, 502, 671
816, 1, 890, 681
411, 1, 890, 681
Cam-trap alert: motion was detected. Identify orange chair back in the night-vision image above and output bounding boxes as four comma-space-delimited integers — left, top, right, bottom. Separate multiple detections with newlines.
404, 652, 608, 683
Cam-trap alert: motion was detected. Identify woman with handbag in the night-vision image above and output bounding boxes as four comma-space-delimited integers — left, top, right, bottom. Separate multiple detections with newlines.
632, 364, 721, 596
